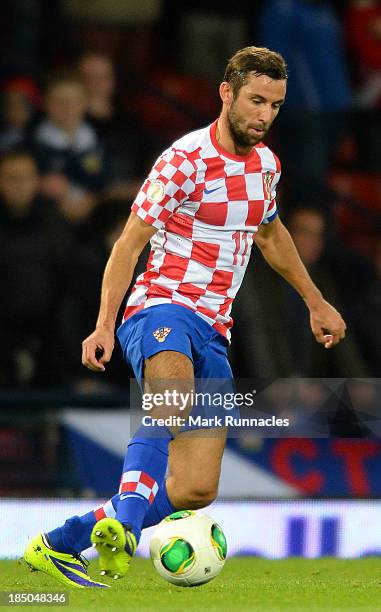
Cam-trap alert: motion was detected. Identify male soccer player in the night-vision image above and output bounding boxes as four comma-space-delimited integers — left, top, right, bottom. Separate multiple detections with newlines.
24, 46, 346, 588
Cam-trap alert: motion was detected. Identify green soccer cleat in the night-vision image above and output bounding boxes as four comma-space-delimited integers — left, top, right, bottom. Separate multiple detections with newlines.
23, 534, 110, 589
91, 518, 137, 580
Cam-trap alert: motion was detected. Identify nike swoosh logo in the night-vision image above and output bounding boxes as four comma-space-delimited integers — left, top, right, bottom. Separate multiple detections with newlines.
204, 186, 221, 195
119, 493, 143, 501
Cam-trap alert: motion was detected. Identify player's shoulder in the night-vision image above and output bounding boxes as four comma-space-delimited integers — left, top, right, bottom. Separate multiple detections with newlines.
172, 124, 210, 151
168, 124, 212, 161
155, 124, 211, 175
255, 141, 281, 173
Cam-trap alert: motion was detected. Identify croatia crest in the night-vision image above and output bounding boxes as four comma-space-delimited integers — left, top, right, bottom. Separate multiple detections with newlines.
263, 170, 275, 201
153, 327, 172, 342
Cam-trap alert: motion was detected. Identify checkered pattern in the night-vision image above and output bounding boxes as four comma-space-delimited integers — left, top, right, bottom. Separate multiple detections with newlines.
94, 498, 116, 522
153, 326, 171, 342
119, 470, 159, 504
124, 120, 281, 340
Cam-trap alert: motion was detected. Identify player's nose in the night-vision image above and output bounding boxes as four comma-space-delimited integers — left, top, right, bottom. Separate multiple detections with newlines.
257, 105, 272, 123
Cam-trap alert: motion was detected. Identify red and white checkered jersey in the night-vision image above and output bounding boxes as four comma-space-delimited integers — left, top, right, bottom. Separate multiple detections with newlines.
123, 120, 281, 340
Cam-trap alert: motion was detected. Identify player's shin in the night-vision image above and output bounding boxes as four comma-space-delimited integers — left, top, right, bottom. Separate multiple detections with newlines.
46, 423, 174, 559
115, 422, 173, 543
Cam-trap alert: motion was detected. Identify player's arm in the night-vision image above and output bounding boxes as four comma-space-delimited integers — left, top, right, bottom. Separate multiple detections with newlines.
82, 212, 156, 372
254, 216, 346, 348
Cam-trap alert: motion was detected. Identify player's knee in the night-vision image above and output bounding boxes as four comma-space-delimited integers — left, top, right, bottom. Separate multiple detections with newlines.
187, 486, 217, 508
171, 481, 218, 509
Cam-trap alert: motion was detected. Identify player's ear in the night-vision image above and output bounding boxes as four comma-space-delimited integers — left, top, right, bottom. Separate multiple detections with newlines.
219, 82, 233, 106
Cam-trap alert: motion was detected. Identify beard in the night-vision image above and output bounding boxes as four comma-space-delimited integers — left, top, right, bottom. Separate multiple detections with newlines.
227, 106, 268, 148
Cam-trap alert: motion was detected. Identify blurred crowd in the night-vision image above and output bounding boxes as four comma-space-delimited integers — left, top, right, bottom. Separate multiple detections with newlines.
0, 0, 380, 391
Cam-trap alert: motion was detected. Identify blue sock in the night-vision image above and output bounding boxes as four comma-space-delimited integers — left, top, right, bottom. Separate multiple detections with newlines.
47, 495, 120, 555
47, 424, 173, 554
115, 422, 172, 543
47, 481, 177, 555
47, 511, 103, 555
142, 480, 177, 528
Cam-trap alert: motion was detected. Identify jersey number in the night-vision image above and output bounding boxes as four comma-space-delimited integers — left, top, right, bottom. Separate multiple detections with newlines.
233, 231, 250, 266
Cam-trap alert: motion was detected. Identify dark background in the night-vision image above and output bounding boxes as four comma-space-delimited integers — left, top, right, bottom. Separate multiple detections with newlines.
0, 0, 380, 496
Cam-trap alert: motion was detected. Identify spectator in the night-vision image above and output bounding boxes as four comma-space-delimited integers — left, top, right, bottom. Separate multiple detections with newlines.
0, 150, 70, 386
248, 207, 369, 377
60, 198, 145, 389
346, 0, 381, 169
0, 77, 41, 153
258, 0, 352, 201
77, 52, 116, 131
31, 75, 111, 224
77, 52, 144, 197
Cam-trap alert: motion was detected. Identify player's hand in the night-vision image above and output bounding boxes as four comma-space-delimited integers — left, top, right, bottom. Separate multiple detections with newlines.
82, 327, 115, 372
309, 299, 346, 349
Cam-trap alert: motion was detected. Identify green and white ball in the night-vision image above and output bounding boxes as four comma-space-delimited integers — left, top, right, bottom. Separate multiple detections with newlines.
149, 510, 227, 586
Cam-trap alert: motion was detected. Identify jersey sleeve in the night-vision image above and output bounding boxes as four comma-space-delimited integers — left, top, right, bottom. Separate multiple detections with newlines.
131, 148, 197, 230
261, 164, 281, 225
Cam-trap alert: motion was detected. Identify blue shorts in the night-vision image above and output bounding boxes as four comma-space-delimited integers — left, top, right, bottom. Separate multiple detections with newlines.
117, 304, 237, 429
117, 304, 232, 381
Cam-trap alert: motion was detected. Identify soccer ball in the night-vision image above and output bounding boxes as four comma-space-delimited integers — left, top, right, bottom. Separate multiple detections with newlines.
149, 510, 227, 587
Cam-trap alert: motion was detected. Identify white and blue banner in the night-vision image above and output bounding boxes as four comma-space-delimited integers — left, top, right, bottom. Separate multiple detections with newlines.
2, 499, 381, 559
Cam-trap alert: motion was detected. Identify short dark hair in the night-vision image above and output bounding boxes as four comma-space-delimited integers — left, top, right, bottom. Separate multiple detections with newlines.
224, 46, 288, 97
44, 72, 86, 97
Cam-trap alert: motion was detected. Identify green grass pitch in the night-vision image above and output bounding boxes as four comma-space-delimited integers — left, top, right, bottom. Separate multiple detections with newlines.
1, 557, 381, 611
